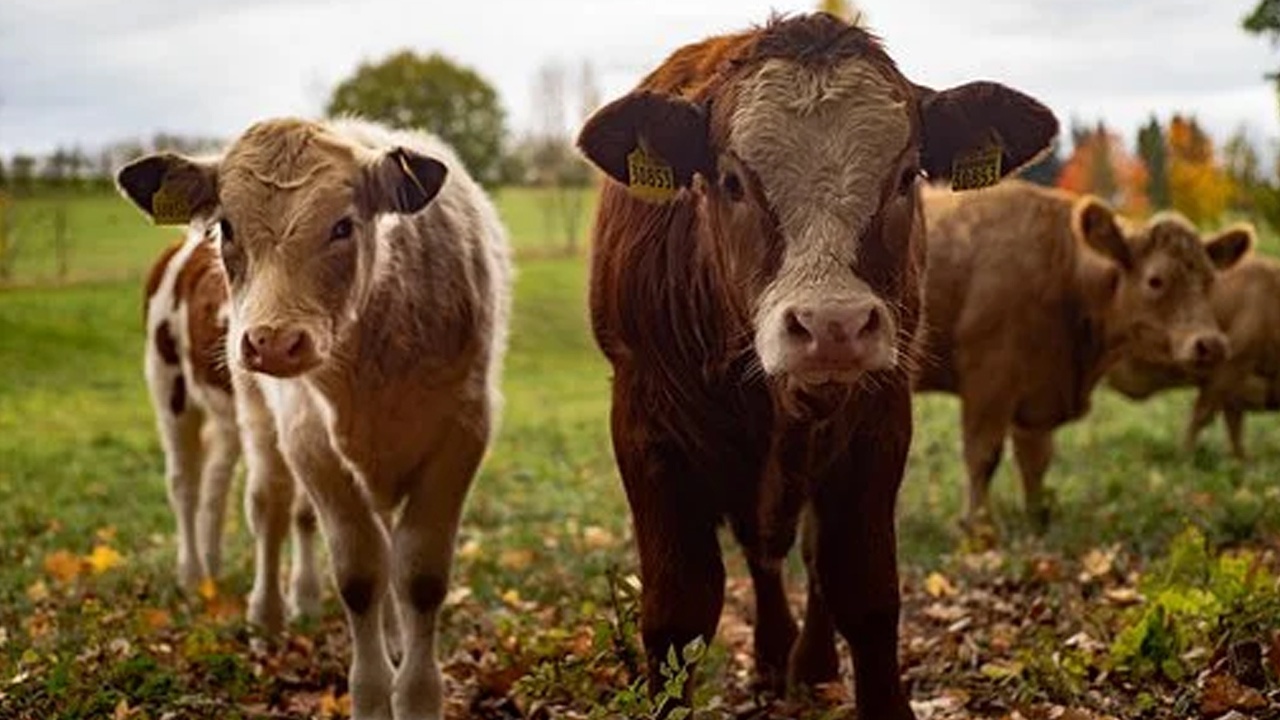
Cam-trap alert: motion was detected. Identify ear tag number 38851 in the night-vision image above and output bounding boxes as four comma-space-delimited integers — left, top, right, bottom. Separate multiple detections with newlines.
626, 147, 677, 203
951, 146, 1002, 192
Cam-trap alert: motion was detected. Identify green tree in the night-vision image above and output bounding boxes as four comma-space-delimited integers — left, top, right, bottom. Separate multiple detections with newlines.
1018, 142, 1062, 186
1089, 121, 1118, 203
0, 157, 7, 189
327, 50, 507, 185
1244, 2, 1280, 109
1136, 117, 1170, 210
10, 155, 35, 194
1223, 128, 1262, 211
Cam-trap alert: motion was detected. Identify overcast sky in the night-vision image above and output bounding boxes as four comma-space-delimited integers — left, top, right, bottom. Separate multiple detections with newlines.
1, 0, 1278, 160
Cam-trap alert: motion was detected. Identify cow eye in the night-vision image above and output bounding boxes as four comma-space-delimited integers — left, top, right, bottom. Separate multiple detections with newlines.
330, 217, 354, 242
721, 172, 744, 202
1147, 275, 1165, 292
218, 218, 234, 244
898, 167, 920, 195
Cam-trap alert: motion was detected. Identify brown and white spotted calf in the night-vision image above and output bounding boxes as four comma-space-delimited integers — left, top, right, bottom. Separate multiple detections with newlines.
120, 117, 511, 720
143, 228, 321, 625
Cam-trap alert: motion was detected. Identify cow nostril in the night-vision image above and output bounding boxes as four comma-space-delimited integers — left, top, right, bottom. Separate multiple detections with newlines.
285, 331, 309, 360
859, 307, 883, 338
1194, 337, 1224, 362
241, 333, 261, 362
784, 309, 811, 341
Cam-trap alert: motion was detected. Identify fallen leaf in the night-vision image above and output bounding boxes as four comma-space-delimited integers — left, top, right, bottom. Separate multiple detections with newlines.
501, 589, 523, 607
43, 550, 81, 583
95, 526, 117, 543
113, 698, 133, 720
924, 571, 957, 598
498, 548, 534, 571
317, 687, 352, 718
1201, 673, 1268, 715
457, 538, 482, 561
1103, 587, 1142, 606
582, 525, 615, 550
198, 577, 218, 601
25, 581, 49, 603
140, 608, 171, 631
85, 544, 124, 575
1079, 547, 1115, 582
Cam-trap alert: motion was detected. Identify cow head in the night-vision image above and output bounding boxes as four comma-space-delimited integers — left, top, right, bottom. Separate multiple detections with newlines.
1073, 200, 1251, 369
578, 13, 1058, 390
117, 118, 446, 378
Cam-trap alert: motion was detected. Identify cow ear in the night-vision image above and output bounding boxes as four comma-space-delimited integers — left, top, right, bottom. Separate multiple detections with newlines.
577, 90, 713, 195
1073, 196, 1133, 269
116, 153, 218, 225
1204, 224, 1253, 270
916, 81, 1059, 185
367, 147, 447, 215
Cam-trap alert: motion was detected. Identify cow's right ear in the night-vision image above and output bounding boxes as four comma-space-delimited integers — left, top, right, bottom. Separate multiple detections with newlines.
1073, 196, 1133, 269
116, 153, 218, 225
577, 90, 713, 193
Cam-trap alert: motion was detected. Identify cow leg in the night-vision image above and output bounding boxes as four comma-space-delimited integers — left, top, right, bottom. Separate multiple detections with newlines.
788, 504, 840, 690
197, 415, 239, 581
157, 404, 205, 592
729, 483, 798, 693
959, 392, 1012, 532
390, 425, 483, 720
1184, 391, 1218, 453
288, 490, 323, 620
240, 388, 294, 633
811, 396, 914, 720
1011, 427, 1054, 532
1224, 405, 1247, 461
284, 425, 394, 720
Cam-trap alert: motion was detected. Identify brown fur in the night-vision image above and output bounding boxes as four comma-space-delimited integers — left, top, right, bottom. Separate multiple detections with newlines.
580, 12, 1058, 718
173, 238, 232, 394
917, 180, 1243, 527
144, 241, 182, 321
1109, 253, 1280, 458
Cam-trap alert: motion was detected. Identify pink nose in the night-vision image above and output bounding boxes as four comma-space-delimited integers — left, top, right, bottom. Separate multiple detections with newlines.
1190, 333, 1228, 366
240, 325, 319, 377
782, 302, 889, 371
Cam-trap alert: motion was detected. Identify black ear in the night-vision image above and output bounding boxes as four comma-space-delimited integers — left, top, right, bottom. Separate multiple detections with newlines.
917, 81, 1060, 183
116, 153, 218, 224
1073, 196, 1133, 269
369, 147, 447, 214
576, 90, 713, 190
1204, 224, 1253, 271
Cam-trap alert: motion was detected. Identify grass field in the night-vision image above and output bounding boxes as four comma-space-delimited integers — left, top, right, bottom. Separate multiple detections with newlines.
2, 188, 1279, 718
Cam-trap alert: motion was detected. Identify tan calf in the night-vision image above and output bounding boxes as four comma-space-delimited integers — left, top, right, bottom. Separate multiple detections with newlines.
1108, 248, 1280, 459
917, 180, 1250, 528
142, 230, 321, 624
120, 117, 510, 720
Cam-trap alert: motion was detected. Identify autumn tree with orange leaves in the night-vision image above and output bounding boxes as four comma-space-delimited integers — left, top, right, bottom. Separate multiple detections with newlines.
1058, 122, 1150, 217
1166, 115, 1235, 225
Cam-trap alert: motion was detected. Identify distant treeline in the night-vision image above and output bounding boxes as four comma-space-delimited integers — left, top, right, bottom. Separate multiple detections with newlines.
0, 134, 223, 195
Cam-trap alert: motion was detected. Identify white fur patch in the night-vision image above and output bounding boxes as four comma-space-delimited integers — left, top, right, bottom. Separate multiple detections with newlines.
730, 58, 909, 375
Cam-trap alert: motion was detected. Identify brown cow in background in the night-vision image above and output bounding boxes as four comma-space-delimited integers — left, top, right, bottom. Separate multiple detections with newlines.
917, 181, 1251, 530
578, 13, 1058, 717
1108, 247, 1279, 459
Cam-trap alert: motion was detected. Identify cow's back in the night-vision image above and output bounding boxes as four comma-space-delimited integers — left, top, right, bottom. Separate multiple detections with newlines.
1215, 256, 1280, 381
918, 181, 1080, 392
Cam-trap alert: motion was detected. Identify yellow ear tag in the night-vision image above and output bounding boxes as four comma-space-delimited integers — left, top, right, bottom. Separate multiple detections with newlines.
151, 183, 192, 225
950, 146, 1003, 192
626, 147, 677, 203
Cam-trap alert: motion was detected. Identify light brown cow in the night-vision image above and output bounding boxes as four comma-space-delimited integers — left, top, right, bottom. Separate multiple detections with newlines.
1108, 246, 1279, 459
917, 180, 1251, 529
578, 12, 1058, 717
119, 117, 511, 720
142, 229, 320, 625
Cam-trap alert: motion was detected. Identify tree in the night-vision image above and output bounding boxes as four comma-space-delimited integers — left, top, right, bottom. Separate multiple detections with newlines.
1136, 117, 1170, 210
10, 155, 35, 194
0, 157, 7, 189
526, 59, 597, 254
1223, 127, 1262, 212
1058, 123, 1148, 216
1167, 114, 1234, 225
327, 50, 507, 185
1243, 1, 1280, 107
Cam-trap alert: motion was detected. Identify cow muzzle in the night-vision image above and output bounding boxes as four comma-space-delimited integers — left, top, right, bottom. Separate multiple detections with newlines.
1177, 330, 1229, 370
240, 324, 322, 378
769, 299, 897, 384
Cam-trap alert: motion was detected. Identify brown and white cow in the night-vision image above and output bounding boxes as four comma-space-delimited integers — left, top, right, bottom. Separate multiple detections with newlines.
120, 117, 511, 720
577, 13, 1057, 716
1108, 244, 1278, 459
916, 181, 1250, 529
142, 228, 321, 626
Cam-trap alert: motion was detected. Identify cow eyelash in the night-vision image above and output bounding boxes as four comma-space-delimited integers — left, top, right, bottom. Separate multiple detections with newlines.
331, 217, 354, 242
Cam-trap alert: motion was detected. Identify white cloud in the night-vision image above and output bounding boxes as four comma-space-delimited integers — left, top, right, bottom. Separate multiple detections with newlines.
1, 0, 1277, 160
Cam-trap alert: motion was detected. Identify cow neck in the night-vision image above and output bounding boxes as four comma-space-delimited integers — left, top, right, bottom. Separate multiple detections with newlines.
1071, 246, 1127, 390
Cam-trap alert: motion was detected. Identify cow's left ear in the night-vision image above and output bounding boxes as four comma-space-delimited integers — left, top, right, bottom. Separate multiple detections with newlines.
1204, 224, 1253, 270
116, 153, 219, 225
577, 90, 714, 197
367, 147, 447, 215
916, 81, 1059, 184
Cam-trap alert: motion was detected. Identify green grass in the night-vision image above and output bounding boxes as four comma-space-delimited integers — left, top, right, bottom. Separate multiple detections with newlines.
2, 190, 1279, 717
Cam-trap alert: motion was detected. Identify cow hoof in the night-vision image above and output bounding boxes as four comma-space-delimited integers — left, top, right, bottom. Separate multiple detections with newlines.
247, 592, 285, 634
786, 640, 840, 693
959, 516, 1000, 551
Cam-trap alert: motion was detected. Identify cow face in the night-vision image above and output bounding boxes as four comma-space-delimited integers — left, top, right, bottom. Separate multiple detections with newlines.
578, 15, 1058, 390
117, 118, 446, 378
1074, 200, 1251, 369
